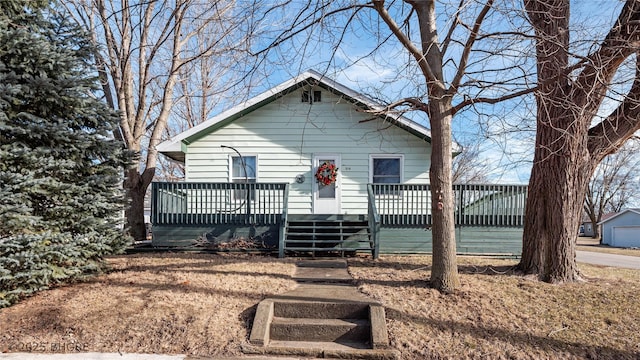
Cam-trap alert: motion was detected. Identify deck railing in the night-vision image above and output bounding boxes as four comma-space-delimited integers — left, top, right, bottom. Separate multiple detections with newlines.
152, 182, 527, 228
152, 182, 288, 225
456, 184, 528, 227
371, 184, 432, 226
370, 183, 528, 227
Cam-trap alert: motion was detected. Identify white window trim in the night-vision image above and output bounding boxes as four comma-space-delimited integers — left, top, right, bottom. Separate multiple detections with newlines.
228, 154, 259, 183
369, 154, 404, 184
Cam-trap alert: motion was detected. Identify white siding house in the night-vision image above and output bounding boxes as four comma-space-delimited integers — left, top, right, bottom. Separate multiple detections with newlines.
598, 209, 640, 248
158, 70, 433, 216
153, 70, 525, 256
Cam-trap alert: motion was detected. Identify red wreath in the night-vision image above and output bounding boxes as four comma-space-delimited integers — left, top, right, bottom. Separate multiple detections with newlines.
315, 161, 338, 186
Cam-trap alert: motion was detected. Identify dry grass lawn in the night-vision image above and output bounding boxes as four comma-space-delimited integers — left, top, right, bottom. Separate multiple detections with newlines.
350, 256, 640, 360
0, 253, 298, 357
1, 252, 639, 359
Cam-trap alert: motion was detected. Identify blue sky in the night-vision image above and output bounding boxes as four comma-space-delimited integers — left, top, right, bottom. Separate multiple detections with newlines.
230, 0, 630, 184
264, 0, 622, 183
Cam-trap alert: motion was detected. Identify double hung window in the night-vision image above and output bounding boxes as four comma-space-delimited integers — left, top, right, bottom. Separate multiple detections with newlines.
231, 156, 256, 199
370, 155, 403, 195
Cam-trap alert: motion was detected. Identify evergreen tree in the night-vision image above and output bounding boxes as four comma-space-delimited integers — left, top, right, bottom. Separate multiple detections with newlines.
0, 0, 131, 307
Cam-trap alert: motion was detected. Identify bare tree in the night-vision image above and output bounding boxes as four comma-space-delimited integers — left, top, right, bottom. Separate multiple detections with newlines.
153, 34, 244, 183
253, 0, 535, 292
584, 138, 640, 239
519, 0, 640, 282
63, 0, 254, 239
452, 141, 491, 184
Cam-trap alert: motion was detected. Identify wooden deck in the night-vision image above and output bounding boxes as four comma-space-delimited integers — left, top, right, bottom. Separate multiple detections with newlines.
151, 182, 528, 257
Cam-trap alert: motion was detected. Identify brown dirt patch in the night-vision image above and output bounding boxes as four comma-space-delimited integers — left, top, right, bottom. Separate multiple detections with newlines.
0, 253, 297, 357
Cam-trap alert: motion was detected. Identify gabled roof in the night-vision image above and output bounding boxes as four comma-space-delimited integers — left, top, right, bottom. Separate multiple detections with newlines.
157, 69, 443, 162
597, 208, 640, 225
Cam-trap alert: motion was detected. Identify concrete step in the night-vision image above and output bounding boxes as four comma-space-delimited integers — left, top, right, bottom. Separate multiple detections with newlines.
273, 301, 368, 319
270, 317, 370, 342
247, 260, 392, 358
292, 265, 355, 284
296, 259, 348, 268
267, 339, 369, 350
242, 341, 400, 360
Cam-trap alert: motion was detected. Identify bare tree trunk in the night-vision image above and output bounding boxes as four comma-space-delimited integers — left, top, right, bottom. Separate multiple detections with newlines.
428, 93, 459, 291
64, 0, 249, 242
520, 124, 594, 281
520, 0, 640, 282
124, 167, 154, 241
519, 168, 545, 274
589, 213, 600, 239
519, 0, 580, 282
404, 0, 460, 291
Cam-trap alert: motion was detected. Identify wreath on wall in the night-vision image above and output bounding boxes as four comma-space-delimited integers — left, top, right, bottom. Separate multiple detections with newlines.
315, 161, 339, 186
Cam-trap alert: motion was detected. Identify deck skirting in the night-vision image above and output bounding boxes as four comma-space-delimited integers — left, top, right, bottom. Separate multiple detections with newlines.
152, 223, 522, 256
378, 227, 522, 255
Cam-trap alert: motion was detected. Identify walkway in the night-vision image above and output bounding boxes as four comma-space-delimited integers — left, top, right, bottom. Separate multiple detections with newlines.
244, 259, 398, 359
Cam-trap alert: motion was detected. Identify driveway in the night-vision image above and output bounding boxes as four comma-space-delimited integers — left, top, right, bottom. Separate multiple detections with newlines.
576, 251, 640, 269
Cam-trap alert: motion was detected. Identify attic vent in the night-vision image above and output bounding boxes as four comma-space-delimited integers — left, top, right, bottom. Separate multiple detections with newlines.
302, 90, 322, 103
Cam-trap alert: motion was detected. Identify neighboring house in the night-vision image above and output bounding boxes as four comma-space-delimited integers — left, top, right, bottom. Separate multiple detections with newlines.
580, 216, 596, 237
154, 70, 526, 256
580, 212, 616, 238
598, 208, 640, 248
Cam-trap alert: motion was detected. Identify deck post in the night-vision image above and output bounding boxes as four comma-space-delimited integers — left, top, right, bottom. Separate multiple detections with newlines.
246, 183, 252, 224
278, 184, 289, 258
367, 184, 381, 259
151, 182, 158, 226
372, 219, 380, 259
278, 222, 286, 258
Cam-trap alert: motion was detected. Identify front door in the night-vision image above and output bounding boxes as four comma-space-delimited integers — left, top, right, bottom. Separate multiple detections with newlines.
313, 154, 341, 214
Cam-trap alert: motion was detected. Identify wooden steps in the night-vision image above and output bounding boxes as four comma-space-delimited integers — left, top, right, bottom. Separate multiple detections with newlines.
284, 216, 373, 256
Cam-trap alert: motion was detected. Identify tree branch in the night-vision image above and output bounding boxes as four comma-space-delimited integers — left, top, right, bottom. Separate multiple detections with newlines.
360, 97, 429, 115
588, 52, 640, 159
374, 0, 441, 89
448, 0, 494, 94
251, 3, 369, 57
441, 0, 464, 57
571, 1, 640, 112
452, 86, 536, 114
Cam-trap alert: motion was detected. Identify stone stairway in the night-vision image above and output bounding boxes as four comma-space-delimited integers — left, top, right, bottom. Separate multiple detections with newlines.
244, 259, 399, 359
